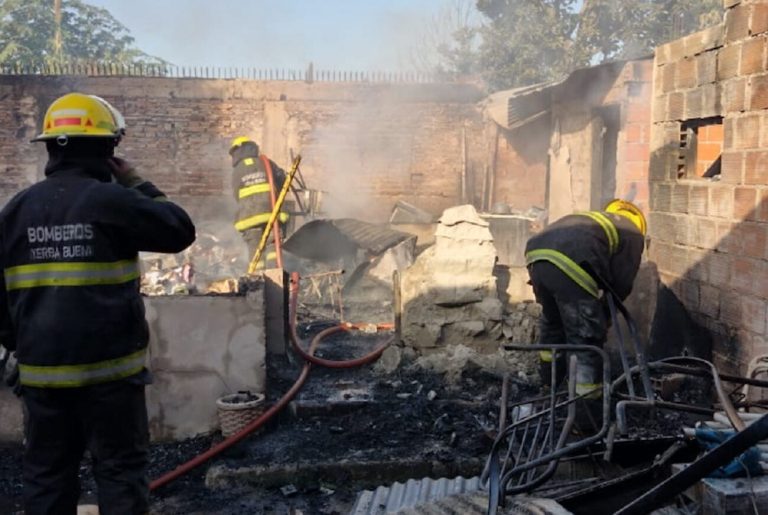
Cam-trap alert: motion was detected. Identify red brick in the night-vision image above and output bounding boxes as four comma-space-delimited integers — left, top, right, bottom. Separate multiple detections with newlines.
718, 44, 742, 80
740, 36, 766, 75
625, 142, 649, 162
744, 150, 768, 184
725, 5, 751, 42
734, 186, 758, 219
626, 101, 650, 124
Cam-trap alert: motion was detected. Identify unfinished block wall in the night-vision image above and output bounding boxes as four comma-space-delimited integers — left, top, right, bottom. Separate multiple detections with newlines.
649, 0, 768, 373
0, 76, 486, 224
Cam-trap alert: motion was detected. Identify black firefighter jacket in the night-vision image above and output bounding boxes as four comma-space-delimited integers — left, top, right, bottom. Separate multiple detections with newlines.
231, 150, 288, 232
525, 211, 645, 301
0, 159, 195, 388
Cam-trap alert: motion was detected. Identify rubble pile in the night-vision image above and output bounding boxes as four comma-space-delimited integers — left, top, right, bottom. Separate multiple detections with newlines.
400, 205, 504, 353
140, 223, 248, 296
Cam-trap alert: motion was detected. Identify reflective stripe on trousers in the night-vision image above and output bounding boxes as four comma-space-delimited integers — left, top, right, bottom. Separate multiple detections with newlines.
4, 259, 140, 290
525, 249, 600, 298
19, 348, 147, 388
234, 212, 290, 232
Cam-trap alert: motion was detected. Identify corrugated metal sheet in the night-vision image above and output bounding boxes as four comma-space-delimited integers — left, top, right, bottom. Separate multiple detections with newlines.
283, 218, 415, 262
349, 476, 482, 515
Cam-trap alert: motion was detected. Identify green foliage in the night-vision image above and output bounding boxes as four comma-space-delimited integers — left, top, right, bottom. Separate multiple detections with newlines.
475, 0, 722, 91
0, 0, 163, 68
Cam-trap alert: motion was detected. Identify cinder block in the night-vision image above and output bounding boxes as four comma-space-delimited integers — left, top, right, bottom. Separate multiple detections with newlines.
733, 186, 758, 218
710, 185, 736, 218
723, 77, 747, 113
752, 4, 768, 34
685, 88, 704, 119
725, 4, 752, 42
739, 35, 766, 74
744, 150, 768, 184
720, 150, 745, 184
690, 186, 710, 215
676, 57, 698, 89
698, 52, 719, 85
718, 44, 741, 80
734, 114, 761, 149
668, 92, 686, 120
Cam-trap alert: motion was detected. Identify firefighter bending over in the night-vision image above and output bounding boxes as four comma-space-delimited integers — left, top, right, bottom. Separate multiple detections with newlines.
524, 200, 646, 406
229, 137, 290, 270
0, 93, 196, 514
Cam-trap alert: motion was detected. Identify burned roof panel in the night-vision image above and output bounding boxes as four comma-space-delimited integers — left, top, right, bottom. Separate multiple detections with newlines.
283, 218, 415, 262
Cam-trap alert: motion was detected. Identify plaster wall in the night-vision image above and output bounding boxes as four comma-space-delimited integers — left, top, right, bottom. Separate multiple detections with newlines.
0, 291, 267, 443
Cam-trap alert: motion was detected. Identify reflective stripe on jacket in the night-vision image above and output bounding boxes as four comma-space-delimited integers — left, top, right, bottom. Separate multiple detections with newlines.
0, 164, 196, 387
524, 210, 644, 300
233, 154, 289, 232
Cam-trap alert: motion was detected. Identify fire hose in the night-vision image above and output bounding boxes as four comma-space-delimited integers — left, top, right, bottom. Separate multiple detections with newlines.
150, 273, 394, 491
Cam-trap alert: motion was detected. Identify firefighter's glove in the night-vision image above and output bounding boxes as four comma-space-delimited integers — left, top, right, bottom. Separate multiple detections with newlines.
109, 157, 146, 188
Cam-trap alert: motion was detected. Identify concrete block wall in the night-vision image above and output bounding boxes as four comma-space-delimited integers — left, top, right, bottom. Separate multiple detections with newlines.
0, 76, 486, 224
0, 292, 268, 443
650, 1, 768, 372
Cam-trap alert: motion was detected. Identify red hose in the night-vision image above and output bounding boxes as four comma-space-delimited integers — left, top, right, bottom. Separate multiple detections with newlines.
149, 272, 393, 491
260, 154, 283, 269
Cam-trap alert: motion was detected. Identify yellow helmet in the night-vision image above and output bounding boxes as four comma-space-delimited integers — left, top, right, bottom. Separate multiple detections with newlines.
32, 93, 125, 142
229, 136, 258, 154
605, 199, 647, 236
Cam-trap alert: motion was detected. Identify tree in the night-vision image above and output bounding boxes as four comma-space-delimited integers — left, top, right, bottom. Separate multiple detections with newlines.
476, 0, 722, 91
411, 0, 482, 79
0, 0, 163, 68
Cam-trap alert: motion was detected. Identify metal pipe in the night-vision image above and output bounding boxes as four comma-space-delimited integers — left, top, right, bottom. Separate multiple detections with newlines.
616, 413, 768, 515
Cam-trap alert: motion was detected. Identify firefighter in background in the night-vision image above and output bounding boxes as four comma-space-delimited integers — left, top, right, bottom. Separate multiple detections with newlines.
524, 200, 646, 407
0, 93, 195, 514
229, 137, 289, 270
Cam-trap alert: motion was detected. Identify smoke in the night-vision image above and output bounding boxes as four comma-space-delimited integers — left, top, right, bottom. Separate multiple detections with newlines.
301, 87, 427, 222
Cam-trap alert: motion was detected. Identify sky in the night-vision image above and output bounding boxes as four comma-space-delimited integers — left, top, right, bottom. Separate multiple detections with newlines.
88, 0, 451, 72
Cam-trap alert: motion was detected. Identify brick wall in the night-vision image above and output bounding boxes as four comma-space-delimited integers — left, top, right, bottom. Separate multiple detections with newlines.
650, 0, 768, 373
0, 76, 485, 224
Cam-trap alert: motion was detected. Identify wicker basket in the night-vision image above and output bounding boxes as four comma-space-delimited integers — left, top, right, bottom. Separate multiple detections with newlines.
216, 391, 266, 437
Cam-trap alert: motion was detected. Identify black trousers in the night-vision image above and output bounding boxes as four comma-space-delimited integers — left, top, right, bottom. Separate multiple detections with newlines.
22, 380, 149, 515
528, 261, 608, 389
242, 225, 284, 268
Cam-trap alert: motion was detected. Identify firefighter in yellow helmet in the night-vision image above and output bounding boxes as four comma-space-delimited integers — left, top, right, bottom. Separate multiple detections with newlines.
524, 200, 646, 428
0, 92, 195, 514
229, 136, 290, 269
